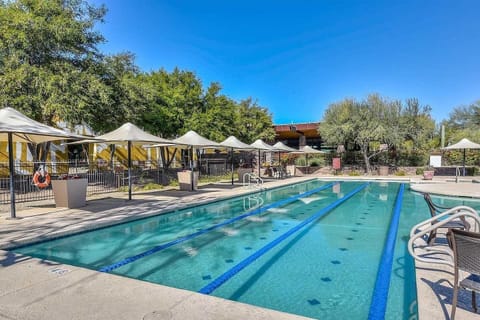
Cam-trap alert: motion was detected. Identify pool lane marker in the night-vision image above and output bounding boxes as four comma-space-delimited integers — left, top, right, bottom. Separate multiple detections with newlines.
98, 182, 337, 273
198, 182, 369, 295
368, 183, 405, 320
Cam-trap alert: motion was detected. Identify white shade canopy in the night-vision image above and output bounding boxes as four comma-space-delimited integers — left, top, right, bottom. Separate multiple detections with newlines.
443, 138, 480, 150
273, 141, 298, 152
250, 139, 275, 150
0, 107, 83, 219
0, 107, 80, 143
172, 130, 221, 148
219, 136, 253, 150
292, 145, 326, 154
91, 122, 175, 145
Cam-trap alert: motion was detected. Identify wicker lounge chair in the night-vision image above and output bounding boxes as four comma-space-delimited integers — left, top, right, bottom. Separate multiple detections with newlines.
423, 193, 470, 245
447, 229, 480, 319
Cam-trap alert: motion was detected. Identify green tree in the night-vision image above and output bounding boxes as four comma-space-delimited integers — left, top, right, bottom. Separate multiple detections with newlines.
319, 94, 402, 174
442, 100, 480, 166
0, 0, 108, 161
87, 52, 148, 133
235, 98, 275, 143
141, 68, 203, 138
396, 98, 436, 166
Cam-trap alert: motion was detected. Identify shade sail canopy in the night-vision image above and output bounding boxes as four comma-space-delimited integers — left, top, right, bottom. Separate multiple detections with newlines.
443, 138, 480, 150
0, 107, 84, 219
291, 145, 326, 154
0, 107, 80, 143
250, 139, 275, 150
92, 122, 175, 145
172, 130, 221, 148
219, 136, 253, 150
273, 141, 298, 152
66, 122, 177, 201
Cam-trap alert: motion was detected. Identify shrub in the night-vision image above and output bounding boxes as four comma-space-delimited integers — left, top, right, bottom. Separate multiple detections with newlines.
415, 168, 425, 175
142, 183, 163, 191
348, 170, 361, 176
395, 170, 406, 176
295, 158, 307, 166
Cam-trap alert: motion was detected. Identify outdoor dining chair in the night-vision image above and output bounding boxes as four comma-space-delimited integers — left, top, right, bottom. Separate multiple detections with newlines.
423, 193, 470, 245
447, 229, 480, 320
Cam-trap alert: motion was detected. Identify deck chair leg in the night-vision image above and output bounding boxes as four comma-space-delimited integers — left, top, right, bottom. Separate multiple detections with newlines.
473, 291, 477, 313
451, 282, 459, 320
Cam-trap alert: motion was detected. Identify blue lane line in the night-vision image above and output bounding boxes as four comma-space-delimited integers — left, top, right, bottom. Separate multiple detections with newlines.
368, 183, 405, 320
198, 182, 369, 295
98, 182, 336, 273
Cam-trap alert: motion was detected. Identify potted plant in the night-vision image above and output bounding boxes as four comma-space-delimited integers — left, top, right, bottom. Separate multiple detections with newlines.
423, 166, 435, 180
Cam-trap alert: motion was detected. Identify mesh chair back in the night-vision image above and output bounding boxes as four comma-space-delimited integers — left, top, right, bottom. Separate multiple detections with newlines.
423, 193, 437, 218
450, 229, 480, 275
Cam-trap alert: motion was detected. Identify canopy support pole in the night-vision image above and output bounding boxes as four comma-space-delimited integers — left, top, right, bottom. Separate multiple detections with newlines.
258, 150, 261, 177
463, 148, 466, 176
231, 148, 234, 185
8, 133, 16, 219
128, 141, 132, 200
190, 146, 194, 191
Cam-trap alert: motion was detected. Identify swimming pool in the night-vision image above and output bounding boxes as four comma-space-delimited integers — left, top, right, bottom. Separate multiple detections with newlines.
12, 180, 480, 319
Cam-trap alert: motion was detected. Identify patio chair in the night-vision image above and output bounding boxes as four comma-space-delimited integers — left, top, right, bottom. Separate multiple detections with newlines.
423, 193, 470, 245
447, 229, 480, 320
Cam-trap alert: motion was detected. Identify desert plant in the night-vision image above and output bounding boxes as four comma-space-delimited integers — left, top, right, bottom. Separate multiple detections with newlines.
395, 170, 406, 176
348, 170, 361, 176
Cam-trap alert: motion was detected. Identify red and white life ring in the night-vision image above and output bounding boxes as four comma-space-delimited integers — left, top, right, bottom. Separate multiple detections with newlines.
33, 171, 51, 188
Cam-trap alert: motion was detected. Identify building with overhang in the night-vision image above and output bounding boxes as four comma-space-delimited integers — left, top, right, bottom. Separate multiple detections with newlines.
273, 122, 326, 150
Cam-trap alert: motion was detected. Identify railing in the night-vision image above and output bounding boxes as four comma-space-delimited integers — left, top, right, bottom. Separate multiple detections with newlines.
242, 172, 264, 189
0, 161, 181, 205
408, 206, 480, 267
455, 166, 461, 183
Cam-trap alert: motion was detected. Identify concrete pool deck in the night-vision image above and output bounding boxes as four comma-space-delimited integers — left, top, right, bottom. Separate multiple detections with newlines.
1, 175, 479, 319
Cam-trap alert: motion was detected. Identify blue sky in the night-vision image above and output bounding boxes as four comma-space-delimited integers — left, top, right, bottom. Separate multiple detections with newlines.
92, 0, 480, 124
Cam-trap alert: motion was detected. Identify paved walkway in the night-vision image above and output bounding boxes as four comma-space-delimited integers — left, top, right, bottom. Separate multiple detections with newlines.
1, 175, 480, 319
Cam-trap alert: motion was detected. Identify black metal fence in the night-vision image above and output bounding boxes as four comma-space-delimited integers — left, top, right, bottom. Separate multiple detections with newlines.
0, 161, 175, 205
0, 157, 240, 205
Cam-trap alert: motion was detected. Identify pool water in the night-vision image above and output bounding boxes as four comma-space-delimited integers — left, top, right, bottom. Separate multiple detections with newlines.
13, 180, 480, 319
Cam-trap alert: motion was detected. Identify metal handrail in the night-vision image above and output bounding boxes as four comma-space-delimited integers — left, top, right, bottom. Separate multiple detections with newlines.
242, 172, 264, 189
408, 206, 480, 267
455, 166, 461, 183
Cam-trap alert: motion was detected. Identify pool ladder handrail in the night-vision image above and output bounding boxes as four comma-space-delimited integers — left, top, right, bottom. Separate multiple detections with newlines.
243, 172, 264, 189
408, 205, 480, 267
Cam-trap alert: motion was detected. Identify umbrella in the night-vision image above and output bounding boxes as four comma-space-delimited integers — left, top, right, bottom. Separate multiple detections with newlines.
219, 136, 254, 185
250, 139, 276, 176
272, 141, 298, 171
72, 122, 177, 200
0, 107, 81, 218
172, 131, 221, 191
443, 138, 480, 176
291, 145, 326, 168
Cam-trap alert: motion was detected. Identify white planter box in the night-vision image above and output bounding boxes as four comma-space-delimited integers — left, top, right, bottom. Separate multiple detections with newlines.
51, 179, 88, 208
177, 171, 198, 191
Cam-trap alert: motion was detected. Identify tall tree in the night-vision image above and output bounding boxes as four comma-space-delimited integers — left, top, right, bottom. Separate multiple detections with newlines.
0, 0, 108, 161
319, 94, 402, 174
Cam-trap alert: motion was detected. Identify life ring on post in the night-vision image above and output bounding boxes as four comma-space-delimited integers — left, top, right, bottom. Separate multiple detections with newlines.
33, 171, 51, 188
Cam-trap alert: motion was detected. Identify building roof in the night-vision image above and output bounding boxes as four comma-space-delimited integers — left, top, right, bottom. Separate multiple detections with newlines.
273, 122, 320, 139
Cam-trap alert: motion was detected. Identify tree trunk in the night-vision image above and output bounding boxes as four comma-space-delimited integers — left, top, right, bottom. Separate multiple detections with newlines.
159, 146, 177, 169
361, 146, 371, 175
27, 142, 51, 173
